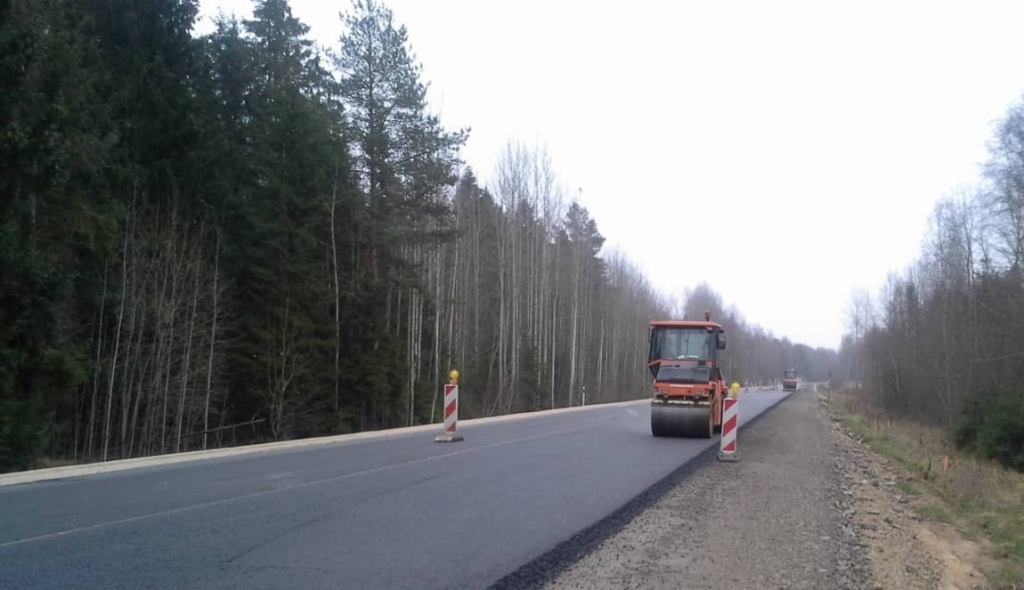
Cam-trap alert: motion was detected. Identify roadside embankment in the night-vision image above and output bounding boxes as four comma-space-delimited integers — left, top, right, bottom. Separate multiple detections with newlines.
830, 389, 1024, 589
541, 389, 871, 590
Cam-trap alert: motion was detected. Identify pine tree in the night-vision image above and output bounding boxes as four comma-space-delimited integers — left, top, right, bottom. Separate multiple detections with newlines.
335, 0, 467, 427
0, 0, 112, 469
224, 0, 348, 439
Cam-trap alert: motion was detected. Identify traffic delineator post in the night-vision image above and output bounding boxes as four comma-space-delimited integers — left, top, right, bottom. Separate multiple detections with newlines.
435, 370, 464, 443
717, 396, 739, 462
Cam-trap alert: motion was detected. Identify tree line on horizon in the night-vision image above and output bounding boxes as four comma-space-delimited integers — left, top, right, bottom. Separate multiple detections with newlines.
0, 0, 834, 472
839, 94, 1024, 471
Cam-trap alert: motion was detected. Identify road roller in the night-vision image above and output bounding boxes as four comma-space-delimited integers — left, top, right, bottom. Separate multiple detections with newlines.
648, 313, 728, 438
782, 368, 798, 391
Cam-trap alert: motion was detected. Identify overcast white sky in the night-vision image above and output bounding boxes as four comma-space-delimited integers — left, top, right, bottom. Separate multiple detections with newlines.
196, 0, 1024, 350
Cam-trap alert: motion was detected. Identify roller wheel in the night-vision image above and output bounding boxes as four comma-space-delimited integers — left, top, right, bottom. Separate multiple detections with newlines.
651, 404, 667, 437
651, 404, 713, 438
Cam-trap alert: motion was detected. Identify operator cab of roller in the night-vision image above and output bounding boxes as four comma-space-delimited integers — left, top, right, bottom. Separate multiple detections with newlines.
647, 312, 727, 384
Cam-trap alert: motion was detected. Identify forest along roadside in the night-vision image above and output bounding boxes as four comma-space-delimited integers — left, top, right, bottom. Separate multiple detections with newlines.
542, 388, 871, 590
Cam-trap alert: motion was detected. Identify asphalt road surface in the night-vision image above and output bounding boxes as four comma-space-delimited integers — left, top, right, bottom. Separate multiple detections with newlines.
0, 391, 789, 590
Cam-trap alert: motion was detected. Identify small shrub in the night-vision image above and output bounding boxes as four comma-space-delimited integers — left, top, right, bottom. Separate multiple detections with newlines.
953, 394, 1024, 473
952, 420, 978, 451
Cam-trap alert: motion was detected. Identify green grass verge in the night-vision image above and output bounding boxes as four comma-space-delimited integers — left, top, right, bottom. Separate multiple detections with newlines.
916, 503, 953, 525
830, 393, 1024, 583
896, 479, 919, 497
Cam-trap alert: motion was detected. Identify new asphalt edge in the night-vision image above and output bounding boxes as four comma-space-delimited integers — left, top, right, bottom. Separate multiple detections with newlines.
486, 390, 795, 590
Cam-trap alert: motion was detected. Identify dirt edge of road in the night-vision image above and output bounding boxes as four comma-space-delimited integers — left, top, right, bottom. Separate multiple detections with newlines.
533, 388, 870, 590
486, 391, 791, 590
506, 384, 1000, 590
826, 392, 1000, 590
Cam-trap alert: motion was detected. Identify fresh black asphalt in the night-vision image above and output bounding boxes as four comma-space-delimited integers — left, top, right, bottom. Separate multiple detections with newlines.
0, 391, 789, 590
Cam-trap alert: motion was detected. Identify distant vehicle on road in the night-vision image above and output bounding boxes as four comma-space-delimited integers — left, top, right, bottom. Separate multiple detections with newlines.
782, 368, 798, 391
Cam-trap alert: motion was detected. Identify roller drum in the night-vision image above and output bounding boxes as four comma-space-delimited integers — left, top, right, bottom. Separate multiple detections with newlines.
650, 403, 713, 438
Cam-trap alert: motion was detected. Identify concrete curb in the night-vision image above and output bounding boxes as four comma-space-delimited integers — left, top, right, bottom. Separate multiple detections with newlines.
0, 398, 650, 487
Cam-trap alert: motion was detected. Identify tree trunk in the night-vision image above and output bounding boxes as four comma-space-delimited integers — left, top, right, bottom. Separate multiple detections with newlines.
203, 230, 221, 450
103, 216, 131, 462
330, 174, 342, 417
86, 260, 109, 459
176, 256, 200, 453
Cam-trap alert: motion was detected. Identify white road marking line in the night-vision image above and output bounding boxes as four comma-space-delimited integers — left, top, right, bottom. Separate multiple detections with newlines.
0, 416, 615, 549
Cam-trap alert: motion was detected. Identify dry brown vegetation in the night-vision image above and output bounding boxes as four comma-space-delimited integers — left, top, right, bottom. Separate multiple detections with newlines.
832, 388, 1024, 587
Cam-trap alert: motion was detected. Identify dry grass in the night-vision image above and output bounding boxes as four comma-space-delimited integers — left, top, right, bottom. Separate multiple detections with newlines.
832, 389, 1024, 586
32, 456, 79, 469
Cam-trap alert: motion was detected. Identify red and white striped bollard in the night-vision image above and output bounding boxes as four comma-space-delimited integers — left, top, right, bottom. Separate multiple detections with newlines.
717, 394, 739, 462
435, 370, 464, 443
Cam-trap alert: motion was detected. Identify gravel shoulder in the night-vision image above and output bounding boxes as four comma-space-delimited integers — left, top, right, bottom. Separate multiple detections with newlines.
541, 389, 871, 590
493, 387, 990, 590
828, 396, 994, 590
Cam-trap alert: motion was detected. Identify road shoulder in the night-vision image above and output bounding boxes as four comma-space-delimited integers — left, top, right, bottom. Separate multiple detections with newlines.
827, 393, 998, 590
540, 389, 871, 590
